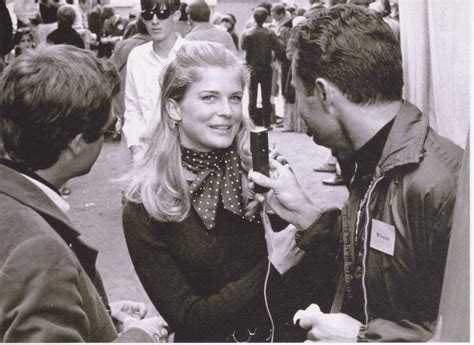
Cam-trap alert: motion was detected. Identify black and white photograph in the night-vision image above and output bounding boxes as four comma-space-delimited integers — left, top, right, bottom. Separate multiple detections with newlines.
0, 0, 470, 342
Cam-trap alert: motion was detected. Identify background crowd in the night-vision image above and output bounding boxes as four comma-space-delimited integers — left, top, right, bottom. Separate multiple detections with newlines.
0, 0, 401, 186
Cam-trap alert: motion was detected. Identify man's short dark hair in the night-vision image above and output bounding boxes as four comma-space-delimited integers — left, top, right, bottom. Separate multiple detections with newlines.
293, 4, 403, 105
256, 1, 272, 13
140, 0, 180, 12
0, 45, 120, 170
101, 5, 115, 20
271, 4, 286, 16
253, 8, 268, 26
187, 1, 210, 22
178, 2, 188, 21
57, 5, 76, 26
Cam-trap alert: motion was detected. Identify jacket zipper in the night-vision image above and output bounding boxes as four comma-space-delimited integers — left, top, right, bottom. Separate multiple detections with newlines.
357, 173, 385, 325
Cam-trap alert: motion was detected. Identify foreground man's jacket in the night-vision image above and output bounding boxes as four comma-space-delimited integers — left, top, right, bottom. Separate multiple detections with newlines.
0, 165, 151, 342
298, 101, 463, 342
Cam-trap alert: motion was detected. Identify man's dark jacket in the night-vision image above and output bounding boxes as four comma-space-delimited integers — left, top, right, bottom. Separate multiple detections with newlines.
298, 101, 463, 342
0, 165, 151, 342
47, 23, 85, 49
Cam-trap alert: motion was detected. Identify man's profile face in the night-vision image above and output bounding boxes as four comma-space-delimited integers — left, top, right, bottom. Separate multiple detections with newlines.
75, 112, 114, 176
291, 52, 343, 152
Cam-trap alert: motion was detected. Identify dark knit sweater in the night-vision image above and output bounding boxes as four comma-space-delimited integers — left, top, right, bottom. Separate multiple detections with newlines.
123, 202, 321, 342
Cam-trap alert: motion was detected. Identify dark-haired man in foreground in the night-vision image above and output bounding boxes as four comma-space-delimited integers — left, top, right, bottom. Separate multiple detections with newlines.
250, 5, 463, 342
0, 45, 166, 342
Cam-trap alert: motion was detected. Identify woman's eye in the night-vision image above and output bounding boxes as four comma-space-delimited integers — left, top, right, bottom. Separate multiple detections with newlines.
202, 95, 216, 101
230, 95, 243, 102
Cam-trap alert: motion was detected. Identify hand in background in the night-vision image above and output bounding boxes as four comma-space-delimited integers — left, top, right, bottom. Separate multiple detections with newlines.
111, 301, 170, 342
124, 315, 170, 342
110, 300, 147, 321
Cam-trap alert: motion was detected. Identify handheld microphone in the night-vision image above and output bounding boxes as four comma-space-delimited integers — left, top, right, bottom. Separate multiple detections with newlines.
250, 127, 269, 194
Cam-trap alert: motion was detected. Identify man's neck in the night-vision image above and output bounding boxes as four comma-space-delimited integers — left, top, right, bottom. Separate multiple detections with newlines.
152, 32, 178, 59
1, 152, 67, 191
191, 22, 213, 31
35, 168, 69, 190
339, 100, 403, 154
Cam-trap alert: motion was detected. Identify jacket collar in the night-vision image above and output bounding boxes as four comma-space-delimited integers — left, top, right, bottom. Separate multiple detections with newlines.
0, 164, 99, 280
377, 101, 429, 174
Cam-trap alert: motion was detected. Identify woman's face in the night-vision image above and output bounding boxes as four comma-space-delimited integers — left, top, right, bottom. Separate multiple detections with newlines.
175, 66, 244, 152
19, 35, 34, 50
221, 20, 232, 31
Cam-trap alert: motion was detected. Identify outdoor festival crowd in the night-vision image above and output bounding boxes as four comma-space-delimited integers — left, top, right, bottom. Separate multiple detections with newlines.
0, 0, 465, 343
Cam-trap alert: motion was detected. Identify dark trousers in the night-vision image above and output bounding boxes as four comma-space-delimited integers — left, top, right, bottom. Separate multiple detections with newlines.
248, 66, 272, 127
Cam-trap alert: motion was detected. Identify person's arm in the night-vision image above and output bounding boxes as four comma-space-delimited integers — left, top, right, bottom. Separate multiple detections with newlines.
122, 50, 146, 152
240, 31, 247, 51
14, 0, 29, 24
0, 235, 110, 342
122, 202, 289, 338
224, 31, 237, 53
270, 31, 287, 62
74, 32, 85, 49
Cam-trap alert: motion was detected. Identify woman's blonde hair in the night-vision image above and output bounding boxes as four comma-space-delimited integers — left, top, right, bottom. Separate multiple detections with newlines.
123, 41, 254, 222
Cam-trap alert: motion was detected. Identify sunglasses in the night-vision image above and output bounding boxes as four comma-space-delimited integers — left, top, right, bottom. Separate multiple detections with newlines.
103, 115, 121, 139
141, 6, 174, 21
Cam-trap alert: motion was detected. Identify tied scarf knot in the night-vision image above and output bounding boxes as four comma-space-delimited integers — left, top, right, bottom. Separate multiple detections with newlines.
181, 147, 258, 230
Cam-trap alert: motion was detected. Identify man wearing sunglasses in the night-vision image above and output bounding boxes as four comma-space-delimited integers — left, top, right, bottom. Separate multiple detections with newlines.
123, 0, 187, 162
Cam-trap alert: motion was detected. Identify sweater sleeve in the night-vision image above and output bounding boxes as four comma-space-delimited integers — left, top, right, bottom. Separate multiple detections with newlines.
122, 202, 275, 338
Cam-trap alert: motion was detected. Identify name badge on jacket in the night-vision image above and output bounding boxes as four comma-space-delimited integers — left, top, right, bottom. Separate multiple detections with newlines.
370, 219, 395, 256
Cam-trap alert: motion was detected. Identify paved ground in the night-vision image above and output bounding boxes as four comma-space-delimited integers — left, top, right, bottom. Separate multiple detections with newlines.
67, 128, 348, 316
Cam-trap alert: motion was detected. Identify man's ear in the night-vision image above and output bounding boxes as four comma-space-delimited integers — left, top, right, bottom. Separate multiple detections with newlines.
173, 9, 181, 23
167, 99, 182, 122
315, 78, 334, 104
68, 133, 86, 156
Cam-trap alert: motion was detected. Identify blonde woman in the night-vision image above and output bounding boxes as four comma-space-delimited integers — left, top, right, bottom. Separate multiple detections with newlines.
122, 41, 315, 342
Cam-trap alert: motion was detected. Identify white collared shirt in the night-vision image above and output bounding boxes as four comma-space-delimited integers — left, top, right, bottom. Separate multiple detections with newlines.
123, 34, 188, 149
22, 174, 70, 214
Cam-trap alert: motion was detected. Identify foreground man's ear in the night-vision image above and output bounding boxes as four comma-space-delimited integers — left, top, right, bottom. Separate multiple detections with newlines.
68, 133, 86, 155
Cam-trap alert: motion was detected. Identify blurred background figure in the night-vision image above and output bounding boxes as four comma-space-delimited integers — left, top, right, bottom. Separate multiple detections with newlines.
39, 0, 60, 24
210, 9, 222, 26
243, 1, 272, 30
122, 3, 142, 38
368, 0, 399, 40
99, 5, 127, 57
220, 13, 238, 51
111, 17, 151, 139
175, 1, 190, 37
0, 0, 13, 74
185, 1, 236, 53
270, 3, 293, 131
47, 4, 85, 48
66, 0, 95, 48
241, 7, 285, 129
88, 0, 110, 53
8, 27, 35, 61
305, 0, 324, 18
14, 0, 41, 28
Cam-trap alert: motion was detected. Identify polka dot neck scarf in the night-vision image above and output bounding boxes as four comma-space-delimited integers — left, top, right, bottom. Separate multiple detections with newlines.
181, 146, 257, 230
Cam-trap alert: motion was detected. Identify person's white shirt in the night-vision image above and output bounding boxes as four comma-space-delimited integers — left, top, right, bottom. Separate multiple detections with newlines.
13, 0, 39, 25
22, 174, 70, 213
123, 34, 187, 150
